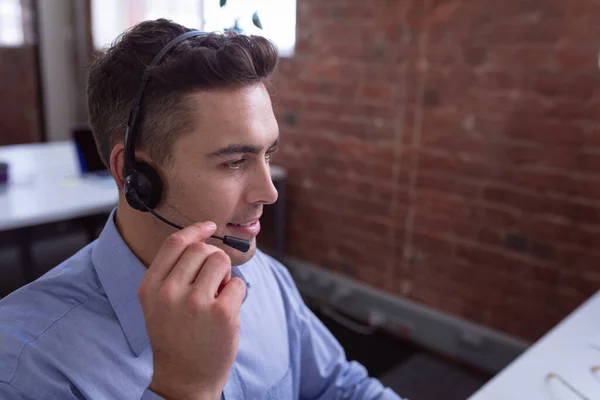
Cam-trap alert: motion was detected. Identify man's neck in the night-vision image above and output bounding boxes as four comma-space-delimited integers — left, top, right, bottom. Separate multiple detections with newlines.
114, 199, 166, 268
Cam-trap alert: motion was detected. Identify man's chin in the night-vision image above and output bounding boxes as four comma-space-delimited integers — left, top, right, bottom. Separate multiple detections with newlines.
226, 237, 257, 266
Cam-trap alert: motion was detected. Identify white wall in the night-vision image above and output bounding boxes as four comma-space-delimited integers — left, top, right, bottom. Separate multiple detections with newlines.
37, 0, 80, 142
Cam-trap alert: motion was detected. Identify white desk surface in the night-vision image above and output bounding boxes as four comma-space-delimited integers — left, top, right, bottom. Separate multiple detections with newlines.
0, 141, 287, 232
468, 290, 600, 400
0, 141, 118, 231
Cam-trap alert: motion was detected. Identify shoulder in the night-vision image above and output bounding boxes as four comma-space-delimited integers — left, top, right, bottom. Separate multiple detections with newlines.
0, 242, 104, 383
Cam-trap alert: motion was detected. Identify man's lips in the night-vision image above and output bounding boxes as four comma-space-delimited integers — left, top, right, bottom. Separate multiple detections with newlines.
228, 213, 262, 226
226, 219, 261, 236
228, 219, 259, 227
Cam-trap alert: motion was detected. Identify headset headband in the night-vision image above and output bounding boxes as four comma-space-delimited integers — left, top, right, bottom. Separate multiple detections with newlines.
123, 30, 207, 178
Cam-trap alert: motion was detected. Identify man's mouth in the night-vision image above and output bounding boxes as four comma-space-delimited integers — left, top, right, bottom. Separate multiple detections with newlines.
229, 221, 256, 227
226, 217, 262, 236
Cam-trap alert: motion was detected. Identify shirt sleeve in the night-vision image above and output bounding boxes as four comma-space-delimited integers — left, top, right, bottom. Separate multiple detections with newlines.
1, 381, 167, 400
267, 257, 406, 400
140, 388, 166, 400
0, 382, 24, 399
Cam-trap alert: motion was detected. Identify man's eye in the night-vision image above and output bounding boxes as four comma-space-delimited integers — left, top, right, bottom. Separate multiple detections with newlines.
266, 148, 278, 162
226, 159, 245, 169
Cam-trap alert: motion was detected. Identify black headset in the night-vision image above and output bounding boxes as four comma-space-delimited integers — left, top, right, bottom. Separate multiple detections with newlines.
122, 30, 250, 253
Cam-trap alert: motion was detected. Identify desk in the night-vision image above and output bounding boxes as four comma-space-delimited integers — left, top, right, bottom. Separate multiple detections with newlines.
468, 290, 600, 400
0, 141, 118, 231
0, 141, 119, 282
0, 141, 287, 282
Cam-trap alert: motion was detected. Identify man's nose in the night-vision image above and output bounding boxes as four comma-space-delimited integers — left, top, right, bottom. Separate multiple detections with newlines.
246, 162, 279, 205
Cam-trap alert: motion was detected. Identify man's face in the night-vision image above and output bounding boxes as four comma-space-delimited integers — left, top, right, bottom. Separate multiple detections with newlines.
159, 83, 279, 266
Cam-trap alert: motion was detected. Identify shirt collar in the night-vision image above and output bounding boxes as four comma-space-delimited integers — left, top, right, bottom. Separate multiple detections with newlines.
92, 207, 252, 357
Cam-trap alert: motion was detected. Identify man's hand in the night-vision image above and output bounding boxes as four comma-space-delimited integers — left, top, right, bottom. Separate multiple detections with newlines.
138, 222, 247, 400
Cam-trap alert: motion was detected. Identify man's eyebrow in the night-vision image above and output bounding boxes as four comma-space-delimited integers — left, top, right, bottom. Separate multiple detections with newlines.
206, 136, 280, 158
269, 136, 280, 149
206, 144, 262, 158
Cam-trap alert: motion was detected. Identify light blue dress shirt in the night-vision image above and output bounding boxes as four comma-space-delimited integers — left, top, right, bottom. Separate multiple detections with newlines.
0, 208, 403, 399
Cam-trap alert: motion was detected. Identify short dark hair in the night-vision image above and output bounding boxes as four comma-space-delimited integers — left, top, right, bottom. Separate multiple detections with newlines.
87, 18, 279, 168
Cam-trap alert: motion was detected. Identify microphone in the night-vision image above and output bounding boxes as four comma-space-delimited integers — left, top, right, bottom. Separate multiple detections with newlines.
135, 199, 251, 253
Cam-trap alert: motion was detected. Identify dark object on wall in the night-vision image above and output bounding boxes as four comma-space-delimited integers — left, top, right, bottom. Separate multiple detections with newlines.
0, 162, 8, 185
72, 125, 107, 174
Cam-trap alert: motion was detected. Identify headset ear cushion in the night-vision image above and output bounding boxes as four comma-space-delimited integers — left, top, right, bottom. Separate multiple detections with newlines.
131, 162, 163, 210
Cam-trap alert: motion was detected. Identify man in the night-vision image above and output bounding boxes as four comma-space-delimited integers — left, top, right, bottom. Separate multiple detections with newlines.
0, 19, 403, 399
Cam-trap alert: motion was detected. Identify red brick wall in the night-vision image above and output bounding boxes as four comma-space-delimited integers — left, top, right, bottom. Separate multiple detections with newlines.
269, 0, 600, 341
0, 46, 42, 145
0, 0, 42, 146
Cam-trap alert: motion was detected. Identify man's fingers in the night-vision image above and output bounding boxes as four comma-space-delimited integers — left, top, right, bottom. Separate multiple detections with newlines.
143, 222, 217, 285
192, 251, 232, 297
167, 242, 221, 285
216, 277, 246, 314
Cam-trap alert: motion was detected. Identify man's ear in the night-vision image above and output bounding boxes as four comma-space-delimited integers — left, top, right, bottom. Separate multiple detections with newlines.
109, 144, 125, 190
109, 145, 154, 190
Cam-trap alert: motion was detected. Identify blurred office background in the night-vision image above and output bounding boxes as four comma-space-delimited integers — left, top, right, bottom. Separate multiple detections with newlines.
1, 1, 600, 399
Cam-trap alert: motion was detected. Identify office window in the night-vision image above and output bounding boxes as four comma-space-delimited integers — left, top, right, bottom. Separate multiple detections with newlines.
203, 0, 296, 56
0, 0, 24, 46
91, 0, 203, 50
91, 0, 296, 56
